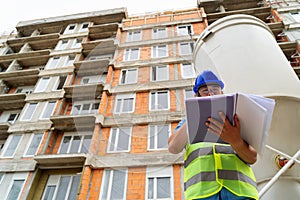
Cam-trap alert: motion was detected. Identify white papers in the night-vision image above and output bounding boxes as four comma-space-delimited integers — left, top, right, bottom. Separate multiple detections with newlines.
185, 93, 275, 154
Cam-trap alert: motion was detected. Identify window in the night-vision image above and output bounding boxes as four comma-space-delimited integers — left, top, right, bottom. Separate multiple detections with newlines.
58, 133, 92, 154
291, 12, 300, 22
181, 63, 196, 79
56, 40, 69, 50
179, 42, 194, 55
184, 89, 194, 99
34, 77, 50, 93
72, 38, 82, 49
7, 113, 19, 124
46, 57, 60, 69
65, 55, 75, 66
15, 86, 33, 94
127, 30, 142, 42
21, 103, 37, 121
54, 76, 67, 90
99, 169, 127, 200
71, 102, 99, 115
2, 135, 22, 157
108, 127, 131, 153
152, 45, 168, 58
151, 65, 169, 82
120, 68, 138, 84
40, 101, 56, 119
123, 48, 139, 61
114, 93, 135, 113
24, 133, 43, 156
177, 24, 193, 36
80, 75, 101, 85
0, 173, 3, 183
64, 24, 77, 34
79, 22, 89, 32
146, 166, 173, 200
42, 174, 80, 200
6, 179, 25, 200
150, 91, 169, 111
152, 28, 167, 39
148, 124, 170, 150
0, 111, 20, 124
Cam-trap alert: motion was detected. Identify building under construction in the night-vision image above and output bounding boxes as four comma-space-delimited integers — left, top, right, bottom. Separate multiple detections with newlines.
0, 0, 299, 199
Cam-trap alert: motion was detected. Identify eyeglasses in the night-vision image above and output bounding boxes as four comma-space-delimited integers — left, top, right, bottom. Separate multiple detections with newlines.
198, 85, 222, 96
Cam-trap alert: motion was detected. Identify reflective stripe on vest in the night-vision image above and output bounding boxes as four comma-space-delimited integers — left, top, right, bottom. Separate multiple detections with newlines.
184, 143, 258, 200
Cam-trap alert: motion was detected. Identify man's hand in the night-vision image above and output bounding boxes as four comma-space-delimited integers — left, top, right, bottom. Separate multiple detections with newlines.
206, 112, 257, 164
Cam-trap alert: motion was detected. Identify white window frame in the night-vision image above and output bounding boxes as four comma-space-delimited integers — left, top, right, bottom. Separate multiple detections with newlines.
1, 134, 22, 158
184, 89, 194, 100
65, 54, 76, 67
34, 76, 51, 93
71, 38, 82, 49
107, 127, 132, 153
70, 101, 100, 115
58, 132, 92, 154
99, 169, 128, 200
52, 75, 67, 91
152, 45, 168, 58
20, 103, 38, 121
152, 27, 167, 39
114, 93, 136, 114
151, 65, 169, 82
145, 166, 174, 200
179, 42, 194, 55
4, 173, 27, 200
123, 48, 140, 61
63, 24, 77, 35
290, 12, 300, 23
79, 22, 89, 32
39, 101, 56, 119
149, 91, 170, 111
41, 174, 81, 200
120, 68, 138, 84
181, 63, 196, 79
46, 57, 61, 69
23, 133, 43, 157
55, 39, 70, 50
127, 30, 142, 42
148, 124, 170, 150
0, 110, 20, 124
177, 24, 193, 36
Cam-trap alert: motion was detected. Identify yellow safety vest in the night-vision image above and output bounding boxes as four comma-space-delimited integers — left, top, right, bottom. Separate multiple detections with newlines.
184, 142, 258, 200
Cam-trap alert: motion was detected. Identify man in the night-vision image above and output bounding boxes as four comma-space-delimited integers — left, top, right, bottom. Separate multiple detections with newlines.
168, 70, 259, 200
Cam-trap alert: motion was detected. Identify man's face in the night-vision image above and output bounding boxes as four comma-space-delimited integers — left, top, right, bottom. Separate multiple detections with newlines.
197, 84, 222, 97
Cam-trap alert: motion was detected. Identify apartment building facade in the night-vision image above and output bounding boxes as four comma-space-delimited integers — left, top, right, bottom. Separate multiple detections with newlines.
0, 0, 299, 199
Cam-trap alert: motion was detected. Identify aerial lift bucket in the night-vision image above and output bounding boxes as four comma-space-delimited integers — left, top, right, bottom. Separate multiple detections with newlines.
192, 14, 300, 199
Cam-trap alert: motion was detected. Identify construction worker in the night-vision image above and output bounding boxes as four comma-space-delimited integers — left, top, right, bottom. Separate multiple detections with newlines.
168, 70, 259, 200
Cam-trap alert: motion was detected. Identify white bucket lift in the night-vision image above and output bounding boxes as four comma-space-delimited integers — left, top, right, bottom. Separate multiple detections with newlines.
192, 14, 300, 199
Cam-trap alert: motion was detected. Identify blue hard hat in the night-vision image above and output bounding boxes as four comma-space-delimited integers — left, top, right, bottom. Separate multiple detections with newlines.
193, 70, 224, 94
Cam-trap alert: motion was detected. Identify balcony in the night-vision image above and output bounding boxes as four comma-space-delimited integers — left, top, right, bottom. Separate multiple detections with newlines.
0, 68, 39, 87
74, 58, 110, 76
0, 122, 9, 140
0, 93, 26, 110
63, 83, 104, 100
82, 38, 116, 56
6, 33, 59, 53
34, 153, 86, 169
50, 114, 96, 131
88, 23, 118, 40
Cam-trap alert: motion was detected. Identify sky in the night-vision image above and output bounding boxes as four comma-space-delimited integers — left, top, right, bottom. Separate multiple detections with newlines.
0, 0, 197, 34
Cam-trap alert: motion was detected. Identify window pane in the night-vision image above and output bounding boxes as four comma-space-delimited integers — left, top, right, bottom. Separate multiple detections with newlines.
149, 126, 155, 149
81, 104, 90, 114
56, 176, 70, 200
157, 92, 168, 109
157, 177, 171, 198
81, 135, 92, 153
148, 178, 154, 199
43, 185, 56, 200
22, 103, 37, 121
111, 170, 126, 199
35, 77, 50, 92
4, 135, 22, 157
25, 133, 43, 156
150, 93, 156, 110
100, 170, 111, 200
157, 125, 169, 148
67, 175, 80, 200
6, 180, 24, 200
156, 66, 168, 81
56, 76, 67, 90
117, 128, 130, 151
47, 57, 60, 69
125, 69, 137, 84
72, 105, 81, 115
69, 136, 81, 153
158, 45, 167, 57
122, 98, 133, 112
109, 129, 117, 152
115, 99, 122, 113
59, 136, 71, 154
41, 102, 56, 119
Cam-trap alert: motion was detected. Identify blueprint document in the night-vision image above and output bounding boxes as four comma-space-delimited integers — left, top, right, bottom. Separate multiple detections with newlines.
185, 93, 275, 154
